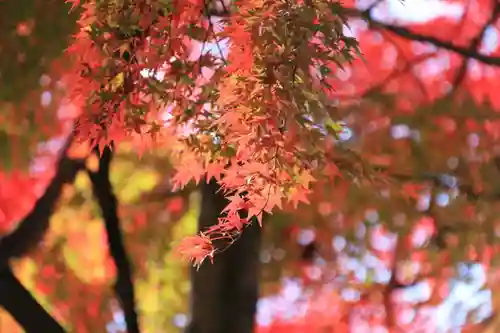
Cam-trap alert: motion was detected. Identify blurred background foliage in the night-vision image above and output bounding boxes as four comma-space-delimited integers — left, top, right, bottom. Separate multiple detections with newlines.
0, 144, 302, 332
0, 0, 78, 170
0, 0, 77, 102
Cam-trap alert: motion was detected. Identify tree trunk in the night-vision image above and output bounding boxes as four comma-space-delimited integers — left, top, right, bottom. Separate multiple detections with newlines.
185, 180, 261, 333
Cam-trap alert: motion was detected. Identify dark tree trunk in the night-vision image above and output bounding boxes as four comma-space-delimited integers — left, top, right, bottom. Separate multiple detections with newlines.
87, 147, 140, 333
185, 180, 261, 333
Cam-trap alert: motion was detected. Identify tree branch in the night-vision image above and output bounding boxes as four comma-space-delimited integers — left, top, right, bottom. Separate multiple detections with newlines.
0, 134, 85, 262
345, 7, 500, 67
0, 266, 66, 332
87, 146, 140, 333
0, 133, 84, 332
451, 2, 500, 92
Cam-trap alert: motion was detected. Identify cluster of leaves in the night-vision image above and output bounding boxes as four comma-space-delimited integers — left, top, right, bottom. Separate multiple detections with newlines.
65, 0, 361, 266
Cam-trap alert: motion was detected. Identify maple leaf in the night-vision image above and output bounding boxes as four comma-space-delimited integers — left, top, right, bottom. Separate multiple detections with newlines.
205, 162, 225, 182
220, 214, 247, 232
223, 194, 246, 213
288, 186, 311, 209
256, 184, 283, 214
264, 190, 283, 213
247, 194, 268, 226
175, 234, 215, 269
296, 170, 316, 188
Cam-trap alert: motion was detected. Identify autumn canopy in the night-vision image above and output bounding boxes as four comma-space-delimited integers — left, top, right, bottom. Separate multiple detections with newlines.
2, 0, 500, 332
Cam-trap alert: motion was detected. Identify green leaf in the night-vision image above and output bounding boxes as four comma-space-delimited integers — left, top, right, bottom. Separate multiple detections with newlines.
325, 119, 345, 139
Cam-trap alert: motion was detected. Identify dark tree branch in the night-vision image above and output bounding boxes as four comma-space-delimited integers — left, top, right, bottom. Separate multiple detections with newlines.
87, 146, 140, 333
451, 2, 500, 91
0, 133, 84, 332
359, 52, 437, 99
345, 7, 500, 66
0, 134, 85, 262
0, 266, 66, 333
382, 33, 431, 100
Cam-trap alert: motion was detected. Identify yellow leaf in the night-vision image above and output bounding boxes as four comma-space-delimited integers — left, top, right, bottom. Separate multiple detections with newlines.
326, 119, 345, 132
109, 72, 125, 92
325, 119, 346, 139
